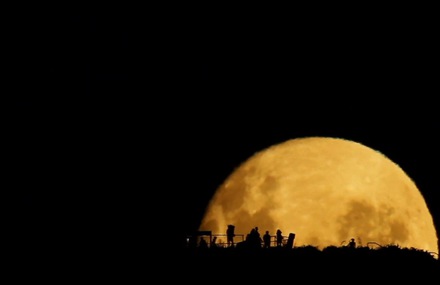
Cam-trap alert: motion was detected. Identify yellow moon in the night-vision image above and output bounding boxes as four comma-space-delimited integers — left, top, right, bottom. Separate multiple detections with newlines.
199, 137, 438, 254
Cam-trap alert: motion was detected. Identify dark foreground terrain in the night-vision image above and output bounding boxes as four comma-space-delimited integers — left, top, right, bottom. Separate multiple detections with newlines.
180, 245, 439, 282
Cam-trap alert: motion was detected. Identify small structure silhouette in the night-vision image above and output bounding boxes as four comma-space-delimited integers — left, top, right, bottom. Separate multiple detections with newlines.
286, 233, 296, 249
187, 231, 212, 248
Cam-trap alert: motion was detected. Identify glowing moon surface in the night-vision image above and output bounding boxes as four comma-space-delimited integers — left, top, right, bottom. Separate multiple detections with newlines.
199, 137, 438, 253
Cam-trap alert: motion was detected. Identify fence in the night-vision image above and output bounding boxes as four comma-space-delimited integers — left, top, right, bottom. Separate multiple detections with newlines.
186, 231, 289, 248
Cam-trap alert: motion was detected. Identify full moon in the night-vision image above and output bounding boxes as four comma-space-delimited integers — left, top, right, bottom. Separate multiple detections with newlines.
199, 137, 438, 254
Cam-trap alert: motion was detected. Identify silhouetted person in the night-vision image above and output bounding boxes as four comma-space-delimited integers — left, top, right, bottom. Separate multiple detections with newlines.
226, 225, 235, 247
211, 236, 217, 248
276, 229, 283, 247
247, 227, 262, 248
255, 227, 262, 247
246, 228, 254, 242
245, 228, 257, 248
348, 238, 356, 248
199, 237, 208, 249
263, 230, 271, 248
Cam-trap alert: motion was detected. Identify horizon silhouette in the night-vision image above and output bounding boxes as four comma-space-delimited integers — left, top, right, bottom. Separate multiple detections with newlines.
182, 241, 439, 280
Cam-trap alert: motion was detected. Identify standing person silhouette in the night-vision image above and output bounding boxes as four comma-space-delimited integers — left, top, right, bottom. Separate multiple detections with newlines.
254, 227, 262, 248
348, 238, 356, 248
263, 230, 271, 248
226, 225, 235, 247
276, 229, 283, 247
199, 237, 208, 249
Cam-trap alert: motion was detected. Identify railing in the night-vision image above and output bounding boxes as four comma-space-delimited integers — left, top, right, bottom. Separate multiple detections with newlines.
186, 233, 288, 248
209, 234, 246, 247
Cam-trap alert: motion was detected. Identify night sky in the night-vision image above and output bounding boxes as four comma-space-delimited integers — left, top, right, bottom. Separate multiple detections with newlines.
12, 12, 439, 256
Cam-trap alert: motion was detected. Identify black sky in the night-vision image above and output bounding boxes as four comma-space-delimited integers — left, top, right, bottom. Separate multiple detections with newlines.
12, 12, 439, 255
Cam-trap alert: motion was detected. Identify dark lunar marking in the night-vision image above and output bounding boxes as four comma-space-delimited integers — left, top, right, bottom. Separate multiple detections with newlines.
376, 203, 410, 244
337, 199, 409, 245
389, 219, 410, 244
215, 173, 281, 234
259, 175, 279, 195
233, 210, 255, 235
338, 200, 377, 242
231, 206, 277, 237
216, 179, 247, 214
250, 205, 277, 233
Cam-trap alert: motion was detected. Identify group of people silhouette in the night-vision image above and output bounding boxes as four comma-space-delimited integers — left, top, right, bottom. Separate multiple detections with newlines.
195, 225, 358, 251
224, 225, 286, 248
